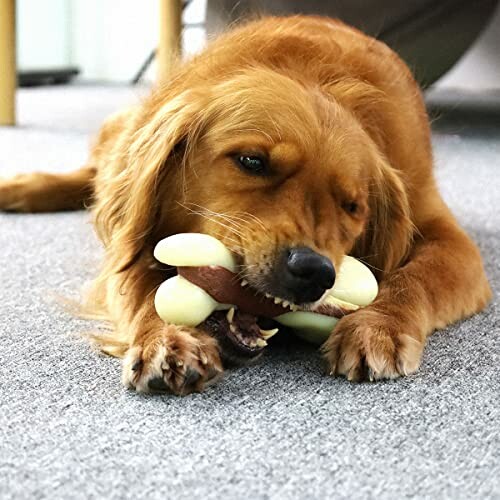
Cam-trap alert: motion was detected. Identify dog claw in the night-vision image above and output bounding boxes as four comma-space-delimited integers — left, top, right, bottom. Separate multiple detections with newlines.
148, 376, 169, 392
131, 360, 143, 372
184, 368, 202, 386
206, 367, 222, 382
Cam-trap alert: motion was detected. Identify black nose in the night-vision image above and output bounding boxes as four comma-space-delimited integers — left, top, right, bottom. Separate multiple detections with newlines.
279, 247, 335, 303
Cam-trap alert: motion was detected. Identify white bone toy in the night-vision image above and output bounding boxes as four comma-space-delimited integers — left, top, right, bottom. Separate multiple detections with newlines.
154, 233, 378, 346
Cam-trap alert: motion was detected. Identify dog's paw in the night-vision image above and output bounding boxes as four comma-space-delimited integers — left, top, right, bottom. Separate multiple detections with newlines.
321, 309, 424, 381
122, 325, 223, 395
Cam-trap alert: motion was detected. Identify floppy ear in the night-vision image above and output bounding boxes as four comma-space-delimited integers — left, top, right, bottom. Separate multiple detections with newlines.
354, 158, 413, 276
93, 89, 209, 273
323, 79, 413, 275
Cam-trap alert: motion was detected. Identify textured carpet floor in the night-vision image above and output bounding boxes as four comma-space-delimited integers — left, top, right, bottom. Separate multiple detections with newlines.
0, 86, 499, 500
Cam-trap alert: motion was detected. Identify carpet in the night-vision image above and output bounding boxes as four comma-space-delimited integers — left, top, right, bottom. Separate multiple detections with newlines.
0, 85, 498, 499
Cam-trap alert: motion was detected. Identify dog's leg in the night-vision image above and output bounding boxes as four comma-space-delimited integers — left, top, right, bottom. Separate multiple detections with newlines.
120, 299, 224, 394
92, 261, 224, 395
322, 215, 492, 381
0, 166, 96, 212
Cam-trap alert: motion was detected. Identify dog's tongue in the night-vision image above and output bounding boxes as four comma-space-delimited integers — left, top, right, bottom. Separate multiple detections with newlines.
177, 266, 353, 319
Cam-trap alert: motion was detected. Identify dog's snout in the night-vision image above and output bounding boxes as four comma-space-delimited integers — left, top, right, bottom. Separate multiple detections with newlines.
277, 246, 335, 303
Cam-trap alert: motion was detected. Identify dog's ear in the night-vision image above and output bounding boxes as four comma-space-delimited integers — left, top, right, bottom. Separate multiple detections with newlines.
324, 78, 414, 275
354, 157, 413, 276
94, 89, 209, 273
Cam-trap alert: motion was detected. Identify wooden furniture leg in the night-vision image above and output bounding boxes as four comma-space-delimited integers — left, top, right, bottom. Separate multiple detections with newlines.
158, 0, 182, 83
0, 0, 16, 125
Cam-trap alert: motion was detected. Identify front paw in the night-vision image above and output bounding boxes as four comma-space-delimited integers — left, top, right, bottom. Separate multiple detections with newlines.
122, 325, 223, 395
321, 309, 424, 381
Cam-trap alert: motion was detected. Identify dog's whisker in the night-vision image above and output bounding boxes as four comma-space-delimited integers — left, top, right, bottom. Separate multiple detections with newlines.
237, 127, 274, 143
356, 255, 384, 273
181, 206, 248, 239
177, 204, 271, 258
223, 210, 265, 228
183, 203, 266, 238
177, 205, 248, 241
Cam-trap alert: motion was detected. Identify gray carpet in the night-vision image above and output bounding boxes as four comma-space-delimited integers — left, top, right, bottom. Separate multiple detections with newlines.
0, 86, 499, 500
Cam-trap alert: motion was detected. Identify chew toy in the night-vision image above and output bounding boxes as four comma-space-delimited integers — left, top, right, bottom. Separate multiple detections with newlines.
154, 233, 378, 350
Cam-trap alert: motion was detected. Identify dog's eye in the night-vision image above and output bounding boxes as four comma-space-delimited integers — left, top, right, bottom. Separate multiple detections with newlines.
343, 201, 358, 214
234, 155, 268, 175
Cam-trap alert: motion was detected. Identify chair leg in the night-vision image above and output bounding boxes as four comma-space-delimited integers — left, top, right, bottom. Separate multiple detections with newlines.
158, 0, 182, 83
0, 0, 16, 125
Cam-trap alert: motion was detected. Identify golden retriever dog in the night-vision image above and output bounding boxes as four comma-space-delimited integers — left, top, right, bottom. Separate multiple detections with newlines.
0, 16, 491, 394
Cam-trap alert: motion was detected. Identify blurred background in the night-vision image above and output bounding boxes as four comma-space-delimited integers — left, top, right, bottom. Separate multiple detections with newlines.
0, 0, 499, 139
0, 0, 496, 138
15, 0, 205, 84
13, 0, 500, 90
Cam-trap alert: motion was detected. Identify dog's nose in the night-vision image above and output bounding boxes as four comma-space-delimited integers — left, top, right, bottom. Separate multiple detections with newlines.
280, 246, 335, 303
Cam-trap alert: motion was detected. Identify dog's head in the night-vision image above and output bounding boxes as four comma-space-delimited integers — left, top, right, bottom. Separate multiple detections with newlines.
107, 68, 412, 308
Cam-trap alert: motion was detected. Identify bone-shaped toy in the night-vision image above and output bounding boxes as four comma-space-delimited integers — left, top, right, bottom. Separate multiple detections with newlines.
154, 233, 378, 347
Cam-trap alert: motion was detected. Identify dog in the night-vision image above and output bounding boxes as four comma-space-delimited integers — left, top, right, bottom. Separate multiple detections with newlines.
0, 16, 491, 394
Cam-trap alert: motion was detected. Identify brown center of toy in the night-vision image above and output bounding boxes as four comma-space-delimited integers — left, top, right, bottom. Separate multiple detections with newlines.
177, 266, 351, 319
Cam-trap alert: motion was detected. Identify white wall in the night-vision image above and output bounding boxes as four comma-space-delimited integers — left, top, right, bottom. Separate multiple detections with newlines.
70, 0, 159, 82
17, 0, 72, 69
17, 0, 206, 83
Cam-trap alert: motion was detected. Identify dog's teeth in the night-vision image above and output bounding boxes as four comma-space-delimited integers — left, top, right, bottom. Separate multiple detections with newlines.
290, 304, 300, 312
282, 300, 290, 308
265, 293, 272, 299
255, 338, 268, 348
226, 307, 235, 323
274, 297, 283, 304
229, 324, 236, 333
241, 279, 248, 287
259, 328, 279, 340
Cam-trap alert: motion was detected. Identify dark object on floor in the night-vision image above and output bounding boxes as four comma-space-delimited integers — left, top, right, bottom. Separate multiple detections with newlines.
18, 67, 80, 87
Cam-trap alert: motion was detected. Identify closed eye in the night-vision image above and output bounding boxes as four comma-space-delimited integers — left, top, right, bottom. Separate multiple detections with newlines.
342, 200, 359, 214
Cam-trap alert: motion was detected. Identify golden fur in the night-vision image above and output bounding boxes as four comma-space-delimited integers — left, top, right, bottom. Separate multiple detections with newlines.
0, 16, 491, 393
